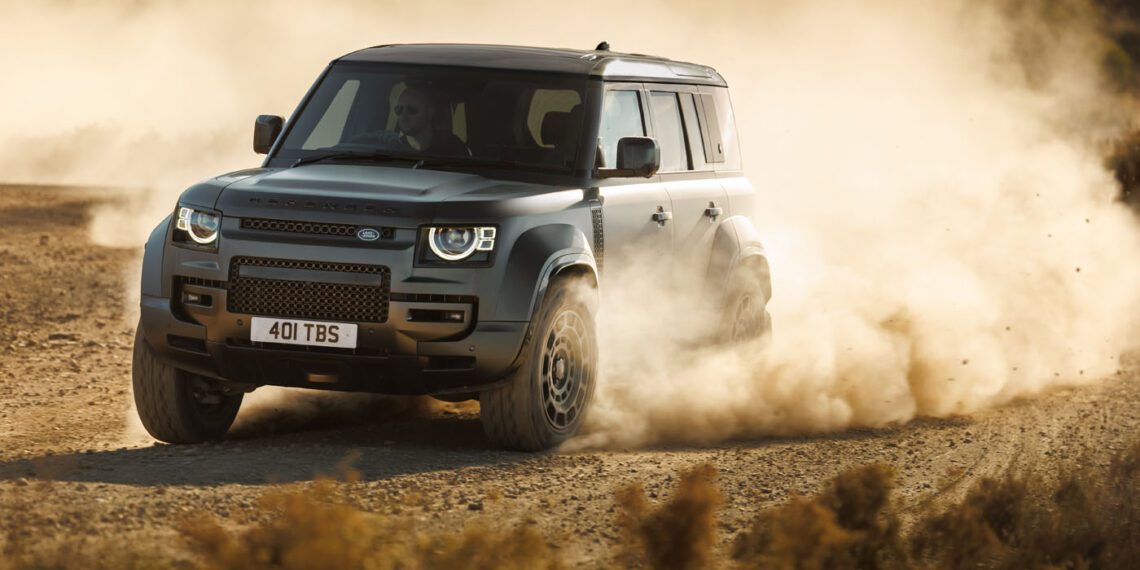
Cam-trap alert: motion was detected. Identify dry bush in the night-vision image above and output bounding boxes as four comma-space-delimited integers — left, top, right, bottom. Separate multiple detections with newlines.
909, 475, 1028, 568
180, 478, 560, 570
1, 479, 171, 570
911, 438, 1140, 570
730, 442, 1140, 570
0, 538, 168, 570
413, 523, 557, 570
180, 480, 378, 569
6, 438, 1140, 570
617, 464, 721, 570
732, 464, 903, 570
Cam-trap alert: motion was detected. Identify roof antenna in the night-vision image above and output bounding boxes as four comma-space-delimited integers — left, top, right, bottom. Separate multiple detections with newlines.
595, 41, 610, 51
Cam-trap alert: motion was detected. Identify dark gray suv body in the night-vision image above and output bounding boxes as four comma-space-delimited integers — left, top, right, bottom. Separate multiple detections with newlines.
133, 44, 771, 450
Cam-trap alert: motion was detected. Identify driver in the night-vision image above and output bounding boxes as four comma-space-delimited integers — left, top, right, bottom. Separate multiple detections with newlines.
395, 87, 469, 156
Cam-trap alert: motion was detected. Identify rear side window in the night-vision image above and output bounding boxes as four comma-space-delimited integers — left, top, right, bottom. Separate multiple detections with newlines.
599, 90, 645, 168
693, 87, 742, 170
649, 92, 688, 172
711, 87, 742, 170
695, 93, 724, 164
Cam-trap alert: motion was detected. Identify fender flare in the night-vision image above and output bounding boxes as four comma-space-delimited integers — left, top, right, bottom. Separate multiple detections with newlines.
711, 215, 771, 302
140, 215, 171, 299
496, 224, 598, 322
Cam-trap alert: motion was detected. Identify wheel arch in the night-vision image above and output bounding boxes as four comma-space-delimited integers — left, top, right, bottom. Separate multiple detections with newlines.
496, 223, 598, 322
711, 215, 771, 303
141, 215, 171, 299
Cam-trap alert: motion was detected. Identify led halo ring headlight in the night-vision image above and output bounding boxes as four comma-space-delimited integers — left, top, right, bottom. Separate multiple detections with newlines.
427, 226, 496, 261
176, 206, 221, 245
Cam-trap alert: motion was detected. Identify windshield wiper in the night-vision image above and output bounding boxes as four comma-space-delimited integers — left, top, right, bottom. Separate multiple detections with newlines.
291, 151, 420, 168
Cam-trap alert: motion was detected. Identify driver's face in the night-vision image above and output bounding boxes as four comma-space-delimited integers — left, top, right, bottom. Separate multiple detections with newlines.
396, 90, 432, 134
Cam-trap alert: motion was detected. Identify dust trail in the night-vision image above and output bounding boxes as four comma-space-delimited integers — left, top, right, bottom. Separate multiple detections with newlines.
3, 1, 1138, 445
573, 0, 1140, 448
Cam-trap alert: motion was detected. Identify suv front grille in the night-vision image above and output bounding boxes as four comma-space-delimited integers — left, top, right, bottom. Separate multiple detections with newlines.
241, 217, 395, 239
227, 257, 390, 323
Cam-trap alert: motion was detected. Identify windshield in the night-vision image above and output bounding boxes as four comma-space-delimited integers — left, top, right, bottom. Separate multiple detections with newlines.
272, 63, 589, 172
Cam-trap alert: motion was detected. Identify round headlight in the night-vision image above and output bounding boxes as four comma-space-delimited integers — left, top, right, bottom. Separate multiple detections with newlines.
429, 227, 477, 260
177, 207, 220, 245
188, 211, 220, 244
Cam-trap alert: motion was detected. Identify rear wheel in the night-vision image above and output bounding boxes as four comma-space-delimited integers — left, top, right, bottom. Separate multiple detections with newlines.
720, 263, 772, 344
132, 325, 243, 444
480, 278, 596, 451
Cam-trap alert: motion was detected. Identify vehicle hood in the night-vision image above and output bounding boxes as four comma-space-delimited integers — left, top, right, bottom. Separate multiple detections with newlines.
211, 165, 575, 222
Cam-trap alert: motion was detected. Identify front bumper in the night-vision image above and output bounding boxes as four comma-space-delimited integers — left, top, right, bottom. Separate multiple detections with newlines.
141, 282, 528, 395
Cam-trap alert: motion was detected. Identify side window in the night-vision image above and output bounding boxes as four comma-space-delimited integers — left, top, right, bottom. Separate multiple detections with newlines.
694, 88, 740, 168
695, 92, 724, 163
679, 94, 706, 170
599, 90, 645, 168
712, 87, 741, 170
649, 91, 688, 172
302, 79, 360, 149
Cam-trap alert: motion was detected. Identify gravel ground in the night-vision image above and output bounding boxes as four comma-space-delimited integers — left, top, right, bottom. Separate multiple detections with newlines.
2, 184, 1138, 565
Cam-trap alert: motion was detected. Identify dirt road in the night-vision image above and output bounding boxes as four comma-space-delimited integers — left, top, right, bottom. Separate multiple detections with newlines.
2, 185, 1139, 565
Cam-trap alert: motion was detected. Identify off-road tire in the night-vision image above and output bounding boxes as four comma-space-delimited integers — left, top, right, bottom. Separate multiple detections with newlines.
132, 325, 242, 444
720, 262, 773, 344
480, 278, 597, 451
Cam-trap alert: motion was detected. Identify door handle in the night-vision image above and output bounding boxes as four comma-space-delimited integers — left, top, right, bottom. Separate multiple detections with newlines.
652, 206, 673, 226
705, 202, 723, 222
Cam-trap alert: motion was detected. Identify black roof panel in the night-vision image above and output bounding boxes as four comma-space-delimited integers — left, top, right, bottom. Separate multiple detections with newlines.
338, 43, 727, 87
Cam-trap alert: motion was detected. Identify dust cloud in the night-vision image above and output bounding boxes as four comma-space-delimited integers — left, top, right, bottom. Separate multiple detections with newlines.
4, 1, 1139, 447
575, 0, 1140, 448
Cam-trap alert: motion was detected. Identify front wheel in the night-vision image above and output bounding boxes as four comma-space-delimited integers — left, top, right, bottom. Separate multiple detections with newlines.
480, 278, 597, 451
132, 325, 243, 444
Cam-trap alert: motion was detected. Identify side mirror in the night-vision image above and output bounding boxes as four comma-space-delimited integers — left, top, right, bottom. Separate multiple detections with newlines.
253, 115, 284, 155
598, 137, 660, 178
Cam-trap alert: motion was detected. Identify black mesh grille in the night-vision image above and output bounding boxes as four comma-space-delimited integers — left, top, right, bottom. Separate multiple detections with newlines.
241, 217, 394, 239
390, 292, 477, 304
227, 257, 390, 323
177, 276, 226, 289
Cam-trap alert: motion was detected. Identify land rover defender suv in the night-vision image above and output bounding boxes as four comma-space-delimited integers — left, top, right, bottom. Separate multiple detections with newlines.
133, 43, 772, 451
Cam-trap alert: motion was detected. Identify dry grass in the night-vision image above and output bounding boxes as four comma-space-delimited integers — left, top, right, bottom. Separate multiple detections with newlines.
4, 439, 1140, 569
1, 479, 168, 570
911, 438, 1140, 569
732, 464, 903, 570
732, 439, 1140, 570
180, 476, 560, 570
617, 464, 721, 569
1, 468, 559, 570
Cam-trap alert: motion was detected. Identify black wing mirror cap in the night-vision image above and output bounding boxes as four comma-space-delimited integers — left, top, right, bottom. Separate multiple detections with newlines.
253, 115, 284, 155
598, 136, 660, 178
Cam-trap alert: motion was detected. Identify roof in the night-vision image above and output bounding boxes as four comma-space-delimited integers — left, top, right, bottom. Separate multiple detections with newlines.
337, 43, 727, 87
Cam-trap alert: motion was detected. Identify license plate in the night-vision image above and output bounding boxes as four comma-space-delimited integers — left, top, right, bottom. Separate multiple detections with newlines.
250, 317, 358, 349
